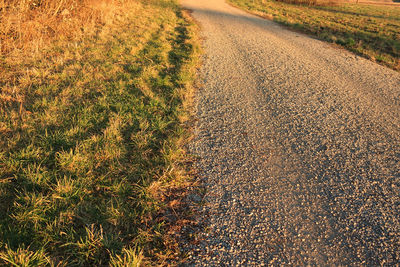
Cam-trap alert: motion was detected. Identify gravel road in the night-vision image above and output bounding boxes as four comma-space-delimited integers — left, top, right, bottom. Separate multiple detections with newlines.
181, 0, 400, 265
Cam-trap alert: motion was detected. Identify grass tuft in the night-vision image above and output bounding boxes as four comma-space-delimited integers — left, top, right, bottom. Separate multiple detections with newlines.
109, 247, 143, 267
0, 245, 50, 267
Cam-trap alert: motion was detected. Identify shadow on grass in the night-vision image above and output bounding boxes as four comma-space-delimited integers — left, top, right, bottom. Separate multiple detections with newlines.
0, 5, 197, 264
311, 5, 400, 21
276, 16, 400, 59
226, 0, 399, 69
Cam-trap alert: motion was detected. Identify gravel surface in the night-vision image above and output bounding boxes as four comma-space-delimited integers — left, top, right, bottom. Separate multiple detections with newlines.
181, 0, 400, 265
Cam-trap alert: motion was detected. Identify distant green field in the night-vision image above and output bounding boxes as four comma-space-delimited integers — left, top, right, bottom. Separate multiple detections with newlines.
229, 0, 400, 70
0, 0, 199, 265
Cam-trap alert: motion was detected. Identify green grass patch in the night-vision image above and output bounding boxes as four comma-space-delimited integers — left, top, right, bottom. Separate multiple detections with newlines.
0, 0, 200, 265
228, 0, 400, 70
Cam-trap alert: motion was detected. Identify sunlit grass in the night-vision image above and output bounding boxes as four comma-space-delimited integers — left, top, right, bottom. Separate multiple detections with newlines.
0, 0, 200, 265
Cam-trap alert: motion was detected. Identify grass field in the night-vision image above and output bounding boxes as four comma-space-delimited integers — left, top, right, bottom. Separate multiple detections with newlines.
228, 0, 400, 70
0, 0, 199, 265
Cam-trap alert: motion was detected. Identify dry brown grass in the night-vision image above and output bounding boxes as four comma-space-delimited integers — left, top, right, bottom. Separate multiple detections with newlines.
0, 0, 139, 109
272, 0, 339, 6
0, 0, 129, 58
